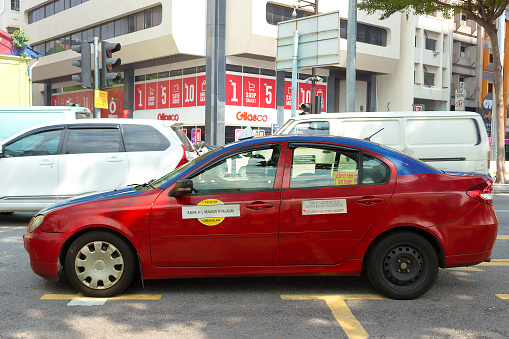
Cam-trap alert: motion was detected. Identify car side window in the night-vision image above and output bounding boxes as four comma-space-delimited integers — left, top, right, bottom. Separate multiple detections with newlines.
3, 129, 62, 157
189, 145, 281, 194
289, 121, 330, 135
65, 128, 122, 154
362, 154, 390, 184
122, 124, 170, 152
289, 147, 390, 188
290, 147, 359, 189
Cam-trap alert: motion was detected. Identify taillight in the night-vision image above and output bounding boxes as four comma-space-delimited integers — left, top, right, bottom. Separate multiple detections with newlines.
176, 145, 189, 168
467, 180, 494, 205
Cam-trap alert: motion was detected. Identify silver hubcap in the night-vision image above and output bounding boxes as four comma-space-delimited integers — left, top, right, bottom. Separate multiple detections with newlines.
74, 241, 124, 290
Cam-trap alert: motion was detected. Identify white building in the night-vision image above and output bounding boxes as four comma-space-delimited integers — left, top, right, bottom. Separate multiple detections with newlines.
18, 0, 472, 143
1, 0, 21, 33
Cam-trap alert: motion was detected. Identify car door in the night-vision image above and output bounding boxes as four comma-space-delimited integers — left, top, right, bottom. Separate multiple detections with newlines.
150, 144, 283, 267
0, 126, 63, 210
279, 143, 396, 265
57, 124, 129, 200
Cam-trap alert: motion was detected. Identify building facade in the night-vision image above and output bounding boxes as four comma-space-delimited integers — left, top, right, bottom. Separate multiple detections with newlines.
17, 0, 493, 144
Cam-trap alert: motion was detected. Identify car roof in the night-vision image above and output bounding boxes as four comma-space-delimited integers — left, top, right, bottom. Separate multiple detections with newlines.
289, 111, 482, 121
0, 119, 181, 145
219, 134, 440, 176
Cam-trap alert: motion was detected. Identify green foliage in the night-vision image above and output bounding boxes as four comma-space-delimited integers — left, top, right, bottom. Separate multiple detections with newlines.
358, 0, 509, 26
11, 29, 30, 58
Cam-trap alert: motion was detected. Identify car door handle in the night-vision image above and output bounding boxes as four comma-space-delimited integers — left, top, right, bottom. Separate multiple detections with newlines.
357, 196, 384, 205
38, 160, 55, 166
246, 201, 274, 210
106, 156, 123, 163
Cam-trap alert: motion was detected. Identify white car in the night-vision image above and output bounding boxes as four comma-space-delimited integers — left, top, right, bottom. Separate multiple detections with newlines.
0, 119, 197, 212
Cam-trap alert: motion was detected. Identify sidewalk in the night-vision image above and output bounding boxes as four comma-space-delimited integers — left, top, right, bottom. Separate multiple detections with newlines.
493, 184, 509, 194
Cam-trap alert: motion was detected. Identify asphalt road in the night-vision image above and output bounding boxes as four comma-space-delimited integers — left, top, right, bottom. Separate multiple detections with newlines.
1, 196, 508, 338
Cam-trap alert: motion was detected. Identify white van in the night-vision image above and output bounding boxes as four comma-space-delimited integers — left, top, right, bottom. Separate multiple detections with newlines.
276, 111, 489, 174
0, 106, 92, 142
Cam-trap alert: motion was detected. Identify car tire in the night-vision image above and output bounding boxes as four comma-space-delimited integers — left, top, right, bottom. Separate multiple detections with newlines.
238, 166, 247, 178
65, 231, 136, 298
366, 232, 438, 300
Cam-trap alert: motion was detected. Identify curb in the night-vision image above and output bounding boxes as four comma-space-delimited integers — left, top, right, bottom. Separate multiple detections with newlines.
493, 184, 509, 194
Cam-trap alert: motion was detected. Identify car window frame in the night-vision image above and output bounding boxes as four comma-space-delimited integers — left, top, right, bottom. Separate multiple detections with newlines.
61, 124, 125, 155
183, 143, 283, 195
287, 142, 391, 189
1, 125, 66, 158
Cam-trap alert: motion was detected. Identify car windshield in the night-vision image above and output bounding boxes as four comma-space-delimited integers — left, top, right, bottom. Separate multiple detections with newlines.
149, 146, 224, 189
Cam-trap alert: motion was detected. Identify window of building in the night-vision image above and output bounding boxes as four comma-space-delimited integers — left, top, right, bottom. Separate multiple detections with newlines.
488, 83, 493, 93
460, 45, 466, 57
424, 71, 435, 87
340, 20, 387, 47
266, 2, 313, 25
425, 36, 437, 51
11, 0, 20, 11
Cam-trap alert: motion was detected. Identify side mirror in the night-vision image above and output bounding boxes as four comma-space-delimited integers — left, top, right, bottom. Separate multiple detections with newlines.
169, 179, 194, 197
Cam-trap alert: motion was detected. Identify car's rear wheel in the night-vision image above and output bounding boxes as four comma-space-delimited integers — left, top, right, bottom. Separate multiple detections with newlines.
216, 166, 227, 178
366, 232, 438, 300
65, 231, 136, 297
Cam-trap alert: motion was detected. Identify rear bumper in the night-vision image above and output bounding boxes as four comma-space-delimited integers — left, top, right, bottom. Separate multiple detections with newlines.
24, 229, 71, 281
430, 203, 497, 267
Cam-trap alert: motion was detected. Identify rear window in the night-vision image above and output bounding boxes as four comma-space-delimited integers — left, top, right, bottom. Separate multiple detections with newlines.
122, 124, 170, 152
66, 128, 122, 154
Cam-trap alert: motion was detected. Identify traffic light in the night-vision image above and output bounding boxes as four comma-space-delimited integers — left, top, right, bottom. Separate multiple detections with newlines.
71, 42, 92, 88
315, 96, 322, 114
101, 41, 121, 88
300, 102, 311, 114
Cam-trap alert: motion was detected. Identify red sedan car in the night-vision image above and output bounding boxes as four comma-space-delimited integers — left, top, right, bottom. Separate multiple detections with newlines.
23, 134, 497, 299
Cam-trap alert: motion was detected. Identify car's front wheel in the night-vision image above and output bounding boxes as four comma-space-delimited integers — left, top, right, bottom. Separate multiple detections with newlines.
366, 232, 438, 300
65, 231, 136, 297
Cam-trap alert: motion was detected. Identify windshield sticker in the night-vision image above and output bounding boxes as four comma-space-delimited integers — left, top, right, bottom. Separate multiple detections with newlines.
182, 199, 240, 226
334, 171, 356, 185
302, 199, 347, 215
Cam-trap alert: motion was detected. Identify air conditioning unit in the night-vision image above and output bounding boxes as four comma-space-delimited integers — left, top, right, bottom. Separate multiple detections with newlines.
459, 82, 465, 89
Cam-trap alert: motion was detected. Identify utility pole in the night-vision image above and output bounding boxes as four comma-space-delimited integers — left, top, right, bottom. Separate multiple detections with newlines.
296, 0, 319, 113
346, 0, 357, 112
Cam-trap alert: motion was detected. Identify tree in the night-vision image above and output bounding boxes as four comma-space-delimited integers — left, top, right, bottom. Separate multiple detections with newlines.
358, 0, 509, 184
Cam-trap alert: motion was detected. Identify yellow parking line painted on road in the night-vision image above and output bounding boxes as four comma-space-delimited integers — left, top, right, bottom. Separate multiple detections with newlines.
442, 267, 484, 272
476, 259, 509, 267
497, 235, 509, 239
497, 294, 509, 299
281, 294, 388, 338
41, 294, 162, 300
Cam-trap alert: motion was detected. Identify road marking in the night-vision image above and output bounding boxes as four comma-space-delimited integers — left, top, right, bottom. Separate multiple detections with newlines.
281, 294, 388, 338
41, 294, 162, 301
476, 259, 509, 267
443, 267, 484, 272
494, 210, 509, 212
497, 235, 509, 239
497, 294, 509, 299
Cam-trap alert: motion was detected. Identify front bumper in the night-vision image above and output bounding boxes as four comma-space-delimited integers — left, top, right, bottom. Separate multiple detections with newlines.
24, 229, 72, 281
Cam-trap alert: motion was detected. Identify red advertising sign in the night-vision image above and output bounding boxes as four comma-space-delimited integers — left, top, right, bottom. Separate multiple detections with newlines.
183, 77, 197, 107
260, 78, 276, 109
226, 74, 242, 106
197, 75, 206, 106
170, 78, 183, 108
135, 84, 146, 110
284, 80, 327, 111
52, 95, 59, 106
100, 87, 124, 118
243, 76, 259, 107
146, 82, 158, 110
157, 80, 170, 109
315, 83, 327, 111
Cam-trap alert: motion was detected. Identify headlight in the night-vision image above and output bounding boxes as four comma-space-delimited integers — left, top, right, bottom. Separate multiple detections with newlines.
28, 214, 45, 233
